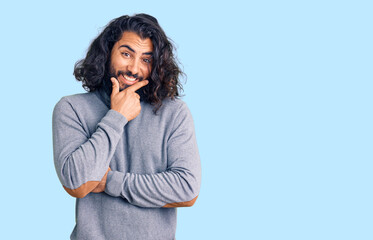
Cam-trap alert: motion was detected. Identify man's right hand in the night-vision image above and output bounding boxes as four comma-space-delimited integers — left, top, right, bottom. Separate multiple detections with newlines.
110, 77, 149, 121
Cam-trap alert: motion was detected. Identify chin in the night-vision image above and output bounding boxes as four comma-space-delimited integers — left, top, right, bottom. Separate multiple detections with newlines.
119, 83, 129, 91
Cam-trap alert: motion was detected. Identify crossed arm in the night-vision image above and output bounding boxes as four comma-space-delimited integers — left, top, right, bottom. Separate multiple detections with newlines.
52, 95, 201, 208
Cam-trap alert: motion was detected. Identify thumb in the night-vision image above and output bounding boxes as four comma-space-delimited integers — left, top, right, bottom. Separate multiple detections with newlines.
110, 77, 119, 95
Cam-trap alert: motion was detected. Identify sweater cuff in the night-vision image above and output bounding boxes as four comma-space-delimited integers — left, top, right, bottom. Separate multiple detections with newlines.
99, 110, 128, 133
105, 171, 125, 197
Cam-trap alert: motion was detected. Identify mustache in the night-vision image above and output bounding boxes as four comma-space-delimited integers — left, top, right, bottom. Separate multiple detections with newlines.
112, 71, 144, 81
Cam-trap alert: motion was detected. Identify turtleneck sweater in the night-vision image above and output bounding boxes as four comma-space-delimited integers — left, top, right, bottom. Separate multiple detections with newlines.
52, 89, 201, 240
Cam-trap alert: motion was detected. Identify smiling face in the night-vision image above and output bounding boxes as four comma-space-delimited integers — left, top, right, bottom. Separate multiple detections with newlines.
109, 31, 153, 91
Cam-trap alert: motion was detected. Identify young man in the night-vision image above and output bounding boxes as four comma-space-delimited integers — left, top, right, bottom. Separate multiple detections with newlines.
52, 14, 201, 240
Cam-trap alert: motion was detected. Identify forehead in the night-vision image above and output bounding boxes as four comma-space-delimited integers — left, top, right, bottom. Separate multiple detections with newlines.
115, 31, 153, 52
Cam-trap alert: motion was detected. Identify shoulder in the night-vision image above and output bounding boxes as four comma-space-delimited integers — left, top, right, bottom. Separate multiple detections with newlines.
160, 98, 189, 114
141, 97, 190, 119
140, 98, 193, 127
56, 92, 98, 106
160, 98, 194, 126
53, 92, 106, 124
54, 92, 101, 112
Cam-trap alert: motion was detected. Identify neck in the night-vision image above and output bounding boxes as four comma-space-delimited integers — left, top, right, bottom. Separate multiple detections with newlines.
97, 85, 111, 108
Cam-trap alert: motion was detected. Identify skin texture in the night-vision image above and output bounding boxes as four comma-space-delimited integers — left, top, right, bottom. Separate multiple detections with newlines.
92, 32, 153, 193
110, 31, 153, 91
110, 77, 148, 121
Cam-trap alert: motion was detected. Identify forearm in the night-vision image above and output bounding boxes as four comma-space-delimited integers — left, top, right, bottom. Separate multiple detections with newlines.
53, 98, 128, 198
105, 165, 201, 208
58, 112, 124, 196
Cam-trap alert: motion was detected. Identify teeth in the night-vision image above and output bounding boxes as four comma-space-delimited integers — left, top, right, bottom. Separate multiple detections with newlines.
123, 75, 136, 82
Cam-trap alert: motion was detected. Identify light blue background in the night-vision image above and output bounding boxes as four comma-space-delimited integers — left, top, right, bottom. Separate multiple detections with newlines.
0, 0, 372, 239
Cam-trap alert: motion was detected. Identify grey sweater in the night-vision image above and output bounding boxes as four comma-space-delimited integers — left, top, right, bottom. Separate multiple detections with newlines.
52, 90, 201, 240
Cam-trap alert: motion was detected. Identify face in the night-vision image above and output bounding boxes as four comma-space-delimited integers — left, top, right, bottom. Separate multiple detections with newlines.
109, 31, 153, 91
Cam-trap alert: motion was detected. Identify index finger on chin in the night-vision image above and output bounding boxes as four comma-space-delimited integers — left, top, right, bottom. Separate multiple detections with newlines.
126, 80, 149, 92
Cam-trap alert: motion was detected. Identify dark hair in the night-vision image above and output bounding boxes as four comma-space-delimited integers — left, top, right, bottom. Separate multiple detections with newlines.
74, 13, 184, 113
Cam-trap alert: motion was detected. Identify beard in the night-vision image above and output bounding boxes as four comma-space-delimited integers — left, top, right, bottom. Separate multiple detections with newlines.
108, 66, 144, 91
102, 62, 149, 101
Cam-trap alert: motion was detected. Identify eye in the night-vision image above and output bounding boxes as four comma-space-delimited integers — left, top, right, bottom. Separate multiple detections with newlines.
143, 58, 151, 64
121, 52, 130, 57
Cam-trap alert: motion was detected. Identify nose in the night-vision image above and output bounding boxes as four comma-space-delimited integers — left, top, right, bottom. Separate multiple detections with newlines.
128, 59, 140, 76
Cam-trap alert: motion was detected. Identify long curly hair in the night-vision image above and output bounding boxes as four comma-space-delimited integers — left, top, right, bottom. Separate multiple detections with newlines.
74, 13, 184, 113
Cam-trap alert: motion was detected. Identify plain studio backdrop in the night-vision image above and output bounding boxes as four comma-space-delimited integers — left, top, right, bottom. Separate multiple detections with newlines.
0, 0, 372, 239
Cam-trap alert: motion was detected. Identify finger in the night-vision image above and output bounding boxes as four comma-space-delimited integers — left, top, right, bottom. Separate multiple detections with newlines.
126, 80, 149, 92
111, 77, 119, 95
135, 93, 140, 100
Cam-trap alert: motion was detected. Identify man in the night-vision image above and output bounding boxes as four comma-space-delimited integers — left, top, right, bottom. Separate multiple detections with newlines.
52, 13, 201, 240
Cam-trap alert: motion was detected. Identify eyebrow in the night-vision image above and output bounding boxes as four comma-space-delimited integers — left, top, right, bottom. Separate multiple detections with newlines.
119, 45, 153, 56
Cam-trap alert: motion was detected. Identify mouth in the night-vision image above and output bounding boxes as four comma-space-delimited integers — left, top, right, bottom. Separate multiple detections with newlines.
119, 74, 140, 86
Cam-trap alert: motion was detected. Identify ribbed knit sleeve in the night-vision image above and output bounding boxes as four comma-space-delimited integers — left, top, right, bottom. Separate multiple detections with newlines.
52, 97, 128, 198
